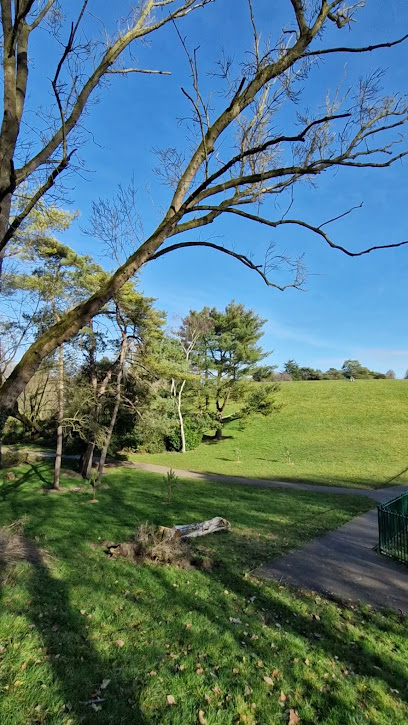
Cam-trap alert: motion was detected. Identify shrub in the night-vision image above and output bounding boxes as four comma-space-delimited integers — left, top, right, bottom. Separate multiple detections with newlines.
166, 417, 205, 452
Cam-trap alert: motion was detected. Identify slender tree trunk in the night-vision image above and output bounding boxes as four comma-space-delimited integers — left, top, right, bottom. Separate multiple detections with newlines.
177, 380, 186, 453
81, 441, 95, 479
53, 344, 64, 490
97, 335, 127, 483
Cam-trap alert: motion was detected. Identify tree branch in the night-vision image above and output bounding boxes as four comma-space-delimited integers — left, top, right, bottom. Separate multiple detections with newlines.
0, 150, 76, 254
28, 0, 57, 31
106, 68, 171, 75
151, 240, 304, 290
197, 205, 408, 257
304, 33, 408, 57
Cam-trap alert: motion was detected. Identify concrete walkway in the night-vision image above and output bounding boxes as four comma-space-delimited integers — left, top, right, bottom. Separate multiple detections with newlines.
10, 448, 407, 502
120, 459, 406, 503
253, 506, 408, 613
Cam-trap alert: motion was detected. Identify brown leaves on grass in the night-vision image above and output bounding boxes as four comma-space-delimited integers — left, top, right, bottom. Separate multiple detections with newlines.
166, 695, 176, 706
289, 709, 300, 724
198, 711, 207, 724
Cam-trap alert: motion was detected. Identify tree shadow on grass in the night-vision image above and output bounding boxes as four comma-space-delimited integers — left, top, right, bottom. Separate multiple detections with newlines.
143, 560, 408, 721
0, 466, 35, 500
14, 539, 147, 724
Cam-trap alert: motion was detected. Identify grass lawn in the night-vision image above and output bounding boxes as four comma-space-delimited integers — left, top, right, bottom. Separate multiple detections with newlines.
1, 463, 407, 724
132, 380, 408, 489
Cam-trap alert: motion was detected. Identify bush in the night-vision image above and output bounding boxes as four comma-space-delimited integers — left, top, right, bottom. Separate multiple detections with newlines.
166, 417, 205, 452
2, 449, 29, 468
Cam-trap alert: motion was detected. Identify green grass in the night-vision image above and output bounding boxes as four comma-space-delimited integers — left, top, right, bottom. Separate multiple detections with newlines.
133, 380, 408, 489
1, 463, 407, 724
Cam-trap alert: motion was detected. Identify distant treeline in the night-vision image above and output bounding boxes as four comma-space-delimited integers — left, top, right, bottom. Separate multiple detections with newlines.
253, 360, 403, 382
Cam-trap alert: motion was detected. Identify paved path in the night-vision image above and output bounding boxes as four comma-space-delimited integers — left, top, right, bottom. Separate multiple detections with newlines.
9, 448, 407, 502
253, 506, 408, 612
117, 459, 406, 502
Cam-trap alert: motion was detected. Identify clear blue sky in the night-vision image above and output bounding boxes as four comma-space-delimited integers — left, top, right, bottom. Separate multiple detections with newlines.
28, 1, 408, 375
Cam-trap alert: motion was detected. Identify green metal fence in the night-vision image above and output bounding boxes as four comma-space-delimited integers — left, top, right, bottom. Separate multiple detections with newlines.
378, 492, 408, 565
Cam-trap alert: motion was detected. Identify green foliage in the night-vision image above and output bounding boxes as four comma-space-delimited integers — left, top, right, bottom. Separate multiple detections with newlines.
166, 416, 208, 452
342, 359, 372, 379
240, 382, 281, 419
252, 365, 277, 382
284, 359, 301, 380
162, 468, 179, 503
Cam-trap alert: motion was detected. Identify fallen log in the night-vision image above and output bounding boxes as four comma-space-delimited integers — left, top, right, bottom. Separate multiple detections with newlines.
173, 516, 230, 539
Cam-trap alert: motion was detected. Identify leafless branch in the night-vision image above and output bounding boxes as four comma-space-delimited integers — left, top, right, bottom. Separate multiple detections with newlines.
151, 240, 305, 290
304, 33, 408, 57
106, 68, 171, 75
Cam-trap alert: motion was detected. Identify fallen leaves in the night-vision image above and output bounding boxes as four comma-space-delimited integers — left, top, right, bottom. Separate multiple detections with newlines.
166, 695, 176, 706
100, 679, 111, 690
198, 711, 207, 724
115, 639, 125, 648
288, 708, 300, 724
263, 676, 274, 686
279, 691, 287, 702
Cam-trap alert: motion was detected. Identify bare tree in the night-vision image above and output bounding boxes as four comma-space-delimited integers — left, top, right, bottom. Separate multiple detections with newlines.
172, 310, 212, 452
1, 0, 408, 443
0, 0, 211, 274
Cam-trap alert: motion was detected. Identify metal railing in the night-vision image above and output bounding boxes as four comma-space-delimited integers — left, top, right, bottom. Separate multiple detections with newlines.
378, 492, 408, 565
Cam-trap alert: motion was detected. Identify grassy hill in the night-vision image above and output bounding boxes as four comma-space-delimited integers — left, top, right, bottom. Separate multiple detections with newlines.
133, 380, 408, 489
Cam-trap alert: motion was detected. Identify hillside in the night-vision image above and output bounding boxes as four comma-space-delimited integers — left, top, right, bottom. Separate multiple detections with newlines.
133, 380, 408, 489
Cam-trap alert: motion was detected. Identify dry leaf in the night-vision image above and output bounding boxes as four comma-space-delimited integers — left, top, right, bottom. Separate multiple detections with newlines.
293, 658, 299, 664
20, 663, 27, 671
167, 695, 176, 706
233, 668, 240, 674
178, 665, 186, 672
186, 622, 192, 630
148, 671, 157, 677
304, 658, 310, 666
198, 711, 207, 724
100, 679, 111, 690
279, 691, 287, 702
272, 669, 280, 677
115, 640, 125, 648
229, 618, 242, 625
263, 676, 274, 686
288, 708, 300, 724
204, 693, 211, 703
196, 667, 204, 675
212, 686, 221, 695
257, 660, 264, 668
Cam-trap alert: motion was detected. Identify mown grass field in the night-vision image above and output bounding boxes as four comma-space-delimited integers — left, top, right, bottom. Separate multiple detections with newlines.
133, 380, 408, 489
1, 463, 407, 724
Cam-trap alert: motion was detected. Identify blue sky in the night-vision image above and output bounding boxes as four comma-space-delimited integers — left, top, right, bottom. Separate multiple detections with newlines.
26, 0, 408, 376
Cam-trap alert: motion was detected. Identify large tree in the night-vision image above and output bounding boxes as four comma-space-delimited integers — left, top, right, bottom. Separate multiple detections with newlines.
194, 302, 274, 438
1, 1, 408, 439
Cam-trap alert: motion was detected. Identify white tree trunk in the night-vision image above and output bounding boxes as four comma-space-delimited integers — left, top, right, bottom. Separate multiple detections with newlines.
173, 516, 230, 539
53, 343, 64, 490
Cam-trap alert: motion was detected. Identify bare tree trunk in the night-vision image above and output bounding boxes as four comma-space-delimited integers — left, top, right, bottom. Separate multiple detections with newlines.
177, 380, 186, 452
81, 441, 95, 479
53, 344, 64, 490
97, 334, 127, 483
